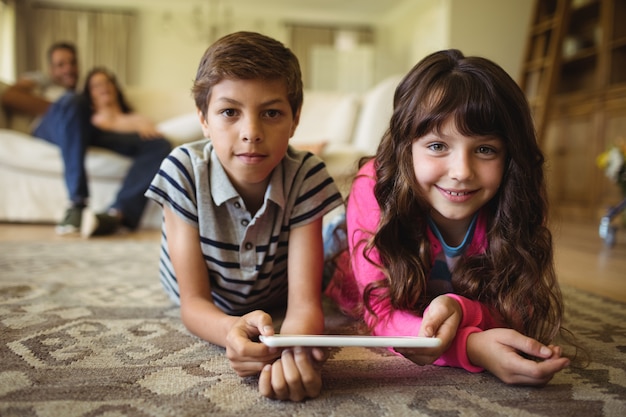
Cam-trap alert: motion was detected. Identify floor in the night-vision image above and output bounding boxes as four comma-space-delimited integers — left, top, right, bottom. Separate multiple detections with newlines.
1, 219, 625, 303
550, 219, 626, 303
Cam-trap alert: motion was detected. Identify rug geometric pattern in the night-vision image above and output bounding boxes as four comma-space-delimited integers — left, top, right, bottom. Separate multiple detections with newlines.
1, 241, 625, 416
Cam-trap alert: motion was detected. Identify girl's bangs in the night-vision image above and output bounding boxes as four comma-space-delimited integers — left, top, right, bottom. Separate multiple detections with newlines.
416, 77, 503, 139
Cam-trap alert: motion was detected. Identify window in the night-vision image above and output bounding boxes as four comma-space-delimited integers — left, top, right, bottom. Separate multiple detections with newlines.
20, 3, 136, 86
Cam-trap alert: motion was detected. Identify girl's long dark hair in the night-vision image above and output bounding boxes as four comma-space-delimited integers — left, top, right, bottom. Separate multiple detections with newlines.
363, 49, 562, 344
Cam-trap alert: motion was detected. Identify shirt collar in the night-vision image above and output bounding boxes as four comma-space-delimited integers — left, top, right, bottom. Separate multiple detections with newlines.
428, 213, 479, 257
209, 146, 286, 210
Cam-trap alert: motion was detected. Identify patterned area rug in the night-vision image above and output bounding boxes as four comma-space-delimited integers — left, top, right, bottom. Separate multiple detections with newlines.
1, 240, 625, 417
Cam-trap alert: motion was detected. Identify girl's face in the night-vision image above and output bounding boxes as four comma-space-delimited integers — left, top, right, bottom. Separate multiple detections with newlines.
412, 117, 506, 239
88, 72, 118, 109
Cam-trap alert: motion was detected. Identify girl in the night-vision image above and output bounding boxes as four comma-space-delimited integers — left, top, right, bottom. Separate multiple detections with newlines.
330, 49, 571, 385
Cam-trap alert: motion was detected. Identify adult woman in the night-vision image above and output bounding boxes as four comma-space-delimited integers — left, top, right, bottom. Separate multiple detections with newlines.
79, 67, 172, 237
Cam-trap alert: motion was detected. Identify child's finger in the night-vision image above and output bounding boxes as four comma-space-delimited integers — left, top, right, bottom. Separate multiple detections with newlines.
279, 349, 307, 401
311, 347, 330, 364
418, 305, 447, 337
258, 364, 274, 398
270, 350, 310, 401
243, 310, 275, 336
269, 358, 290, 400
394, 346, 440, 366
497, 330, 554, 359
547, 344, 563, 358
293, 347, 323, 398
505, 355, 570, 385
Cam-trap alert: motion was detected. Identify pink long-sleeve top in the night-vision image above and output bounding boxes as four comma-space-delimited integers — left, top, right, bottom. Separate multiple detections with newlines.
345, 160, 502, 372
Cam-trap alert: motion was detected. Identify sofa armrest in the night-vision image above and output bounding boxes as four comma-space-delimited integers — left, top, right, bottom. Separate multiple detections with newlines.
0, 81, 9, 129
0, 81, 32, 133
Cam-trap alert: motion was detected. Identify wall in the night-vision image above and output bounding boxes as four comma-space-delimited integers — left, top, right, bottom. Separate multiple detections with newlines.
127, 1, 382, 90
448, 0, 533, 81
379, 0, 533, 82
132, 6, 291, 89
4, 0, 534, 90
119, 0, 534, 90
377, 0, 450, 79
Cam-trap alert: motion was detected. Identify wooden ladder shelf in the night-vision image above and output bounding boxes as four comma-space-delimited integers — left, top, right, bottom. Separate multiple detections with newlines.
519, 0, 572, 144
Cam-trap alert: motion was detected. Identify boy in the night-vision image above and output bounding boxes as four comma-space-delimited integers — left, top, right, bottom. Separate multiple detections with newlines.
145, 32, 343, 401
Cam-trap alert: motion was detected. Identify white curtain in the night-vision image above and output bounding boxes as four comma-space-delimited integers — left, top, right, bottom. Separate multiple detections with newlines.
0, 0, 16, 82
19, 3, 135, 88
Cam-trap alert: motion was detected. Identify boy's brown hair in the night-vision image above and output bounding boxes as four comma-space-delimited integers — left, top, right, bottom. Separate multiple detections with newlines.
192, 31, 303, 119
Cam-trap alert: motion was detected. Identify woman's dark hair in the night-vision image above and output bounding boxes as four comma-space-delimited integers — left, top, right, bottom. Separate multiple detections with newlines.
82, 67, 133, 114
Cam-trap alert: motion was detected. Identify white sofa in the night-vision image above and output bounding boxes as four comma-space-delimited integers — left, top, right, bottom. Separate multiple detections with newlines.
0, 75, 402, 229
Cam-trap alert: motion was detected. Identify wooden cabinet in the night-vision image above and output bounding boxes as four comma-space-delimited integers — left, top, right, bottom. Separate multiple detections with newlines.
521, 0, 626, 221
543, 96, 604, 219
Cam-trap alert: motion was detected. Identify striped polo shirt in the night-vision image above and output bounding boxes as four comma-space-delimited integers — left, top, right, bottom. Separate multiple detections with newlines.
145, 140, 343, 315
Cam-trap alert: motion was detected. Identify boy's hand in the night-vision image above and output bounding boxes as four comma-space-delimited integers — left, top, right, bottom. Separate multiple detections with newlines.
395, 294, 462, 365
225, 310, 281, 377
258, 346, 328, 401
467, 328, 570, 385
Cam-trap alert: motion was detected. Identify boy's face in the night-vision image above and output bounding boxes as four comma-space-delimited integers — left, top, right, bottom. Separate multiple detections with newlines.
198, 78, 300, 197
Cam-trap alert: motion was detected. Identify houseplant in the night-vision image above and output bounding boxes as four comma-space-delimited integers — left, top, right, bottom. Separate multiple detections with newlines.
597, 142, 626, 196
597, 142, 626, 244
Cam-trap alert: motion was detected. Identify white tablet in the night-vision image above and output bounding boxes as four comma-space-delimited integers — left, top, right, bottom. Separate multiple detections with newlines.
259, 335, 441, 348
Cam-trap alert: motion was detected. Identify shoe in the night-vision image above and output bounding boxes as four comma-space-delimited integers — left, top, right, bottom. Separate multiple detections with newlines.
55, 206, 83, 235
81, 209, 121, 238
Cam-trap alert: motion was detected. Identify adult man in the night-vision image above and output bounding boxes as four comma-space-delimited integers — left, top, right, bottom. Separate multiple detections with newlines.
1, 42, 171, 236
1, 42, 78, 116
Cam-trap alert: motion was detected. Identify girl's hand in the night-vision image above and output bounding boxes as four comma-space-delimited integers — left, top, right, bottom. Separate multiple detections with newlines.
395, 294, 462, 365
258, 346, 328, 401
467, 328, 570, 385
224, 310, 281, 377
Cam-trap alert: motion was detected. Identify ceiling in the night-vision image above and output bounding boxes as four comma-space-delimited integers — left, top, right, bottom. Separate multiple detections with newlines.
219, 0, 408, 16
36, 0, 410, 22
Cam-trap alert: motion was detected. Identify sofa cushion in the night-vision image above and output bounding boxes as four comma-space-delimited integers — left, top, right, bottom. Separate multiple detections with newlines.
0, 129, 131, 179
351, 75, 402, 155
290, 91, 359, 148
156, 112, 204, 145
